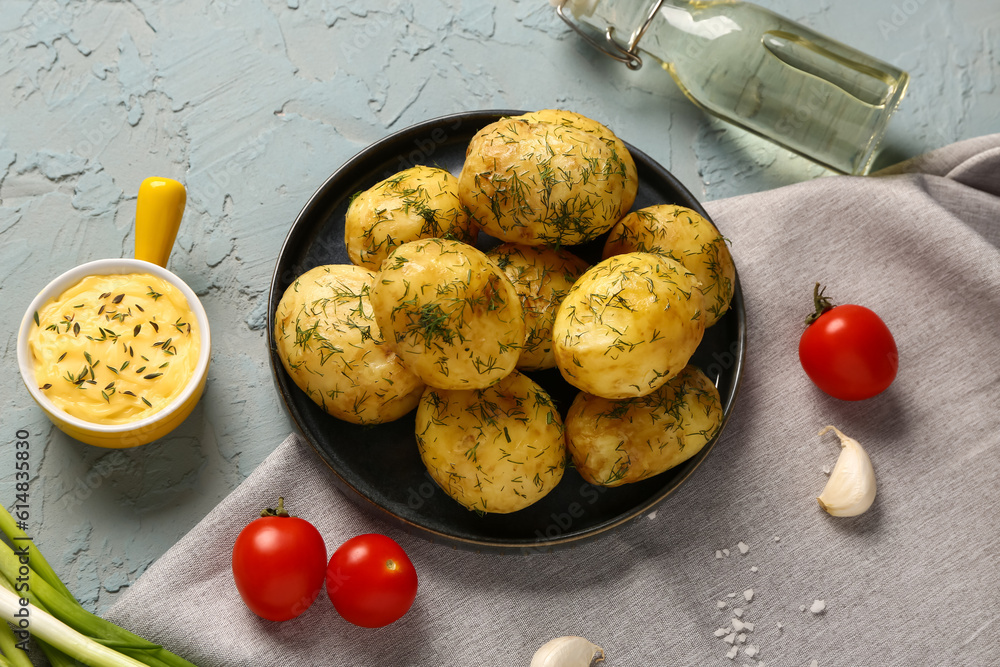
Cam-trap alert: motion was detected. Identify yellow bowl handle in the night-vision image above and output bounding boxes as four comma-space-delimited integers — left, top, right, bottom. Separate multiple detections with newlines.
135, 177, 186, 268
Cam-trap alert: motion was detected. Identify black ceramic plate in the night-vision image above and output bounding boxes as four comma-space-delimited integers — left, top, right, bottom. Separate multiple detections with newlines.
268, 110, 746, 553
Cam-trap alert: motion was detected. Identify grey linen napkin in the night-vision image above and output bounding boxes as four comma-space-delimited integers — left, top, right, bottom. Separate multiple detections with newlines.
107, 135, 1000, 667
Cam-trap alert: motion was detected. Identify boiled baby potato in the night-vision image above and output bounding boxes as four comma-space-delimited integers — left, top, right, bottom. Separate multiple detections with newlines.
519, 108, 638, 213
604, 205, 735, 326
273, 264, 424, 424
415, 371, 566, 513
370, 238, 525, 390
486, 243, 590, 371
553, 252, 705, 399
345, 165, 476, 270
565, 365, 723, 487
459, 110, 638, 246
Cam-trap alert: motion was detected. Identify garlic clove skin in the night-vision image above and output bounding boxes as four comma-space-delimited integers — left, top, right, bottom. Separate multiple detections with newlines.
816, 425, 876, 517
530, 636, 605, 667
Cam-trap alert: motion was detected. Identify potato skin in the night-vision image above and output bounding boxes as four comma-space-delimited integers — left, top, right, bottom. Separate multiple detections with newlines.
415, 371, 566, 513
486, 243, 590, 371
459, 110, 638, 246
553, 252, 706, 399
604, 205, 735, 326
273, 265, 424, 424
370, 238, 525, 390
519, 109, 638, 213
345, 166, 475, 271
565, 365, 723, 487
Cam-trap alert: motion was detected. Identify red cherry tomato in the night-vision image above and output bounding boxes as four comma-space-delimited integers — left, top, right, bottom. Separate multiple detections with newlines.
232, 498, 327, 622
326, 534, 418, 628
798, 284, 898, 401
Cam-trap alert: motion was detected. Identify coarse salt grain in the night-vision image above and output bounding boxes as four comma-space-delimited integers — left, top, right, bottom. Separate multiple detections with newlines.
738, 541, 750, 554
810, 661, 818, 667
811, 599, 826, 614
773, 536, 780, 542
717, 600, 727, 609
734, 608, 744, 617
728, 592, 737, 598
732, 618, 744, 632
776, 622, 783, 630
714, 628, 728, 637
648, 511, 657, 519
744, 588, 754, 601
822, 465, 831, 475
737, 633, 747, 643
716, 550, 724, 559
745, 645, 759, 658
723, 549, 731, 556
726, 646, 738, 660
743, 621, 755, 631
724, 633, 737, 645
750, 566, 758, 573
799, 605, 807, 612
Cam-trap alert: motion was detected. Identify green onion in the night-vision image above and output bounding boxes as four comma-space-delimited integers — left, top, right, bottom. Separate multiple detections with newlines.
0, 588, 147, 666
35, 642, 85, 667
0, 505, 197, 667
0, 616, 31, 667
0, 576, 100, 667
0, 544, 159, 649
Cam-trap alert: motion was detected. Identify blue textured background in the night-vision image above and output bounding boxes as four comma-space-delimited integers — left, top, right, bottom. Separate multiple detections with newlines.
1, 0, 997, 614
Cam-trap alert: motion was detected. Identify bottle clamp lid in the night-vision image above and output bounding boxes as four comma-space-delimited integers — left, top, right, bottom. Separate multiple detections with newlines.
554, 0, 665, 71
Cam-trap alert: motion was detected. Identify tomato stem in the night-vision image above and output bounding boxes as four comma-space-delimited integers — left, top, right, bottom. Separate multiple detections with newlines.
260, 497, 291, 518
806, 282, 834, 325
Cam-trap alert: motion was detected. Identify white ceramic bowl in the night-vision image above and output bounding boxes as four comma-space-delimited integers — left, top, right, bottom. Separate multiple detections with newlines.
17, 258, 211, 448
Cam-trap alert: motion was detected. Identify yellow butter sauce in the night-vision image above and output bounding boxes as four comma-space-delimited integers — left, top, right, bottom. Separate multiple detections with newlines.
29, 273, 200, 425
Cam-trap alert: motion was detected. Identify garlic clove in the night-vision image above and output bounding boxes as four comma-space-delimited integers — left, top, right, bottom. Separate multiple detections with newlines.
816, 425, 876, 517
530, 636, 605, 667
